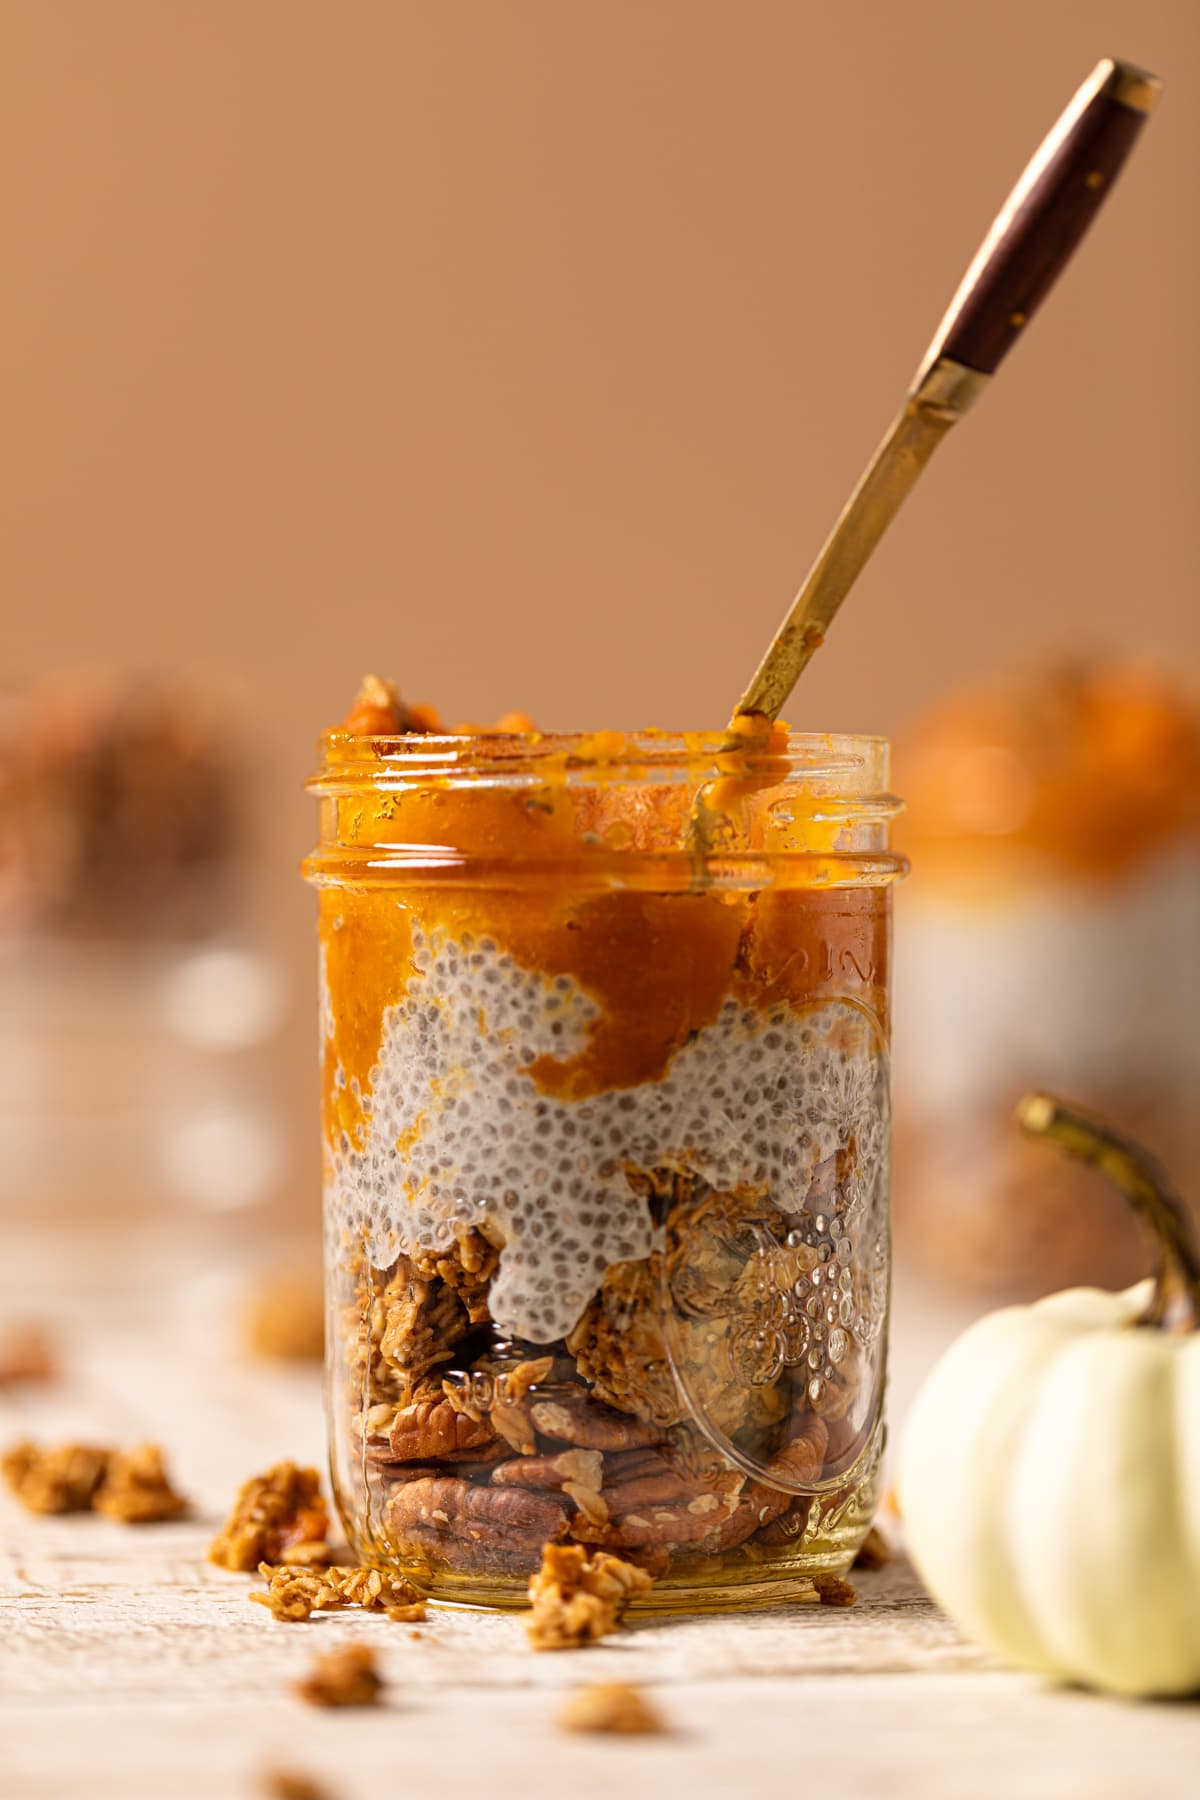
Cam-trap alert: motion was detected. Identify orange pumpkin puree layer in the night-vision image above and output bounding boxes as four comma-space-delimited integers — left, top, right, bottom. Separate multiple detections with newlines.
314, 678, 892, 1152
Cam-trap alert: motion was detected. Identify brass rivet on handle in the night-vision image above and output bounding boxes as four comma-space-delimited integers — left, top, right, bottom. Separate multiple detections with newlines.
1110, 65, 1163, 115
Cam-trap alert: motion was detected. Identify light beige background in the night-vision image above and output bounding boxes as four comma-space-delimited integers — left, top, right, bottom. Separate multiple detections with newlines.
2, 2, 1195, 1219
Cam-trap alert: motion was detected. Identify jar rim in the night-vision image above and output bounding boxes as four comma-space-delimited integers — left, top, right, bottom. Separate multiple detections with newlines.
306, 727, 905, 891
310, 726, 896, 793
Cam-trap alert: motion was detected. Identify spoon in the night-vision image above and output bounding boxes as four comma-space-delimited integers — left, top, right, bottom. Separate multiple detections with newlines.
733, 56, 1160, 728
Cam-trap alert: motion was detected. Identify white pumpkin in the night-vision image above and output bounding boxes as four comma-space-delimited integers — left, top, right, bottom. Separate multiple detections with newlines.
899, 1094, 1200, 1698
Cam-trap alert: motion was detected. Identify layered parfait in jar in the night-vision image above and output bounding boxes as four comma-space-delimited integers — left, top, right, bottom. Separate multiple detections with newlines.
307, 680, 903, 1608
894, 662, 1200, 1297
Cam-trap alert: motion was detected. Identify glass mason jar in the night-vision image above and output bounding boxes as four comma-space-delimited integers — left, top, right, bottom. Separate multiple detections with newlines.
894, 664, 1200, 1300
306, 728, 903, 1609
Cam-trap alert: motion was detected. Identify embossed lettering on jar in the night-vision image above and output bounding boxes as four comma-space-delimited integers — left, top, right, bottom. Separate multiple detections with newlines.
306, 728, 904, 1609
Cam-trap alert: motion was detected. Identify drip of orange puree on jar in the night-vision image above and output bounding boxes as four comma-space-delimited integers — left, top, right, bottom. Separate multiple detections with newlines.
318, 677, 888, 1151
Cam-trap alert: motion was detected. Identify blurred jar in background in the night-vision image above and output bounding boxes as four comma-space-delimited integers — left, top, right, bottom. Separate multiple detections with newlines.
0, 671, 287, 1296
893, 662, 1200, 1299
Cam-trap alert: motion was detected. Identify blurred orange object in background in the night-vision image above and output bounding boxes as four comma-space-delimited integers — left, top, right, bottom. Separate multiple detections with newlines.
893, 660, 1200, 1298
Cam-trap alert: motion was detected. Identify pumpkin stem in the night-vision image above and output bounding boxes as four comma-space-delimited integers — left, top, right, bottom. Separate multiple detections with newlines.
1017, 1093, 1200, 1334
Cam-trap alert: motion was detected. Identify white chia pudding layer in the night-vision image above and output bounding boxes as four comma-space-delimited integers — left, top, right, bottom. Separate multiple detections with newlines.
325, 927, 889, 1344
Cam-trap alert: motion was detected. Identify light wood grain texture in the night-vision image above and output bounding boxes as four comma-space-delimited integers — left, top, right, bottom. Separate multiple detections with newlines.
1, 1278, 1197, 1800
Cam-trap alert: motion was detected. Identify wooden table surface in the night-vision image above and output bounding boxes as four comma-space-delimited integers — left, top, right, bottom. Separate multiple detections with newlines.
2, 1255, 1197, 1800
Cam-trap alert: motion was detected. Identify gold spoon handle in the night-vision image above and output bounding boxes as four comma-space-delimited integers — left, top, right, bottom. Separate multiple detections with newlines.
736, 56, 1161, 724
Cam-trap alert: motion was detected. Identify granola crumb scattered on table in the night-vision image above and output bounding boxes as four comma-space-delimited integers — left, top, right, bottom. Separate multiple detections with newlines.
244, 1277, 325, 1362
294, 1643, 385, 1708
0, 1322, 57, 1386
852, 1524, 892, 1571
251, 1562, 426, 1623
814, 1572, 858, 1607
2, 1440, 110, 1514
209, 1461, 332, 1571
94, 1443, 188, 1523
2, 1438, 188, 1522
526, 1542, 654, 1650
558, 1682, 669, 1736
261, 1770, 336, 1800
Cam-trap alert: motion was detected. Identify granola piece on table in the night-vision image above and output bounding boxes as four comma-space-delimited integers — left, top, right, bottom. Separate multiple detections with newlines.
0, 1322, 57, 1385
1, 1440, 110, 1514
853, 1523, 892, 1570
526, 1542, 654, 1650
251, 1562, 426, 1623
814, 1572, 857, 1607
260, 1771, 336, 1800
294, 1643, 384, 1708
244, 1277, 324, 1362
557, 1682, 669, 1736
93, 1442, 188, 1523
209, 1461, 332, 1571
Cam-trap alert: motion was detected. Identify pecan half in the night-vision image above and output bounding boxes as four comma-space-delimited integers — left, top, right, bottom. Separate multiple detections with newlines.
754, 1497, 814, 1547
709, 1477, 793, 1553
606, 1493, 742, 1551
386, 1476, 569, 1576
382, 1395, 498, 1464
491, 1449, 603, 1493
763, 1412, 828, 1489
530, 1395, 663, 1452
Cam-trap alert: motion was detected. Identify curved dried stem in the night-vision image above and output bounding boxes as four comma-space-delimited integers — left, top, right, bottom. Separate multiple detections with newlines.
1017, 1092, 1200, 1334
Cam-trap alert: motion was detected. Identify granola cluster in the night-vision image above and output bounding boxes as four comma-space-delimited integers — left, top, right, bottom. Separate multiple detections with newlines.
251, 1562, 426, 1624
92, 1444, 189, 1523
0, 1322, 57, 1386
526, 1543, 654, 1650
208, 1461, 331, 1571
294, 1643, 385, 1709
557, 1683, 668, 1735
2, 1439, 187, 1521
0, 670, 241, 939
261, 1773, 335, 1800
243, 1277, 325, 1363
814, 1572, 858, 1608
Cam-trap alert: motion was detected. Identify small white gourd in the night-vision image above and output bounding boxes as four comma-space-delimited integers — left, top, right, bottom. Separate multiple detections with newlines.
900, 1093, 1200, 1698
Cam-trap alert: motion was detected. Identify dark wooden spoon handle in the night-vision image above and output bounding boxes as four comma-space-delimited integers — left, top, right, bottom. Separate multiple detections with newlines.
919, 58, 1161, 382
